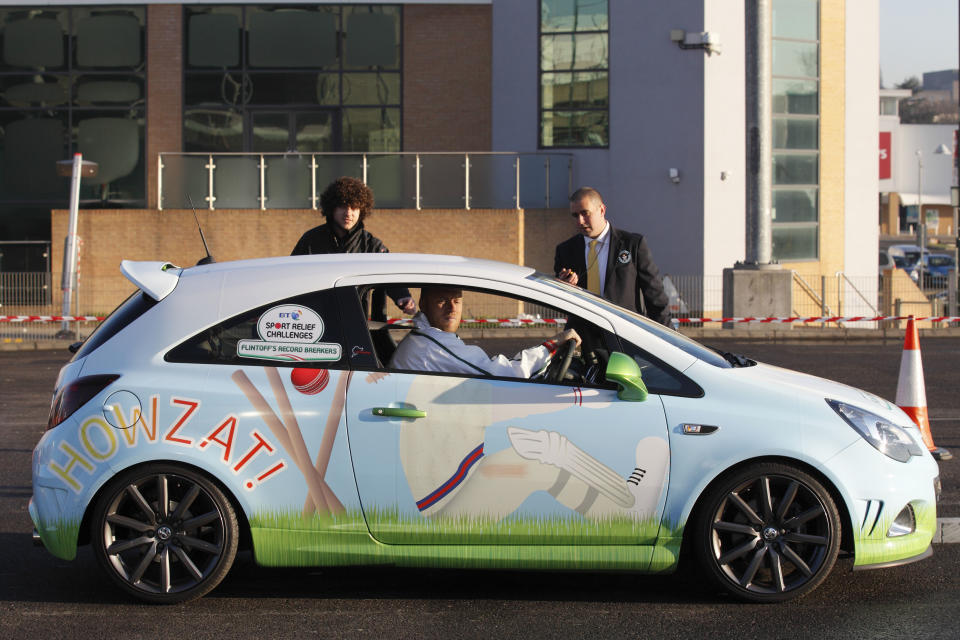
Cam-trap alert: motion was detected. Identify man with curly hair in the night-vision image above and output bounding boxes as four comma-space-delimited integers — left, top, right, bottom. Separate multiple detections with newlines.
292, 177, 416, 319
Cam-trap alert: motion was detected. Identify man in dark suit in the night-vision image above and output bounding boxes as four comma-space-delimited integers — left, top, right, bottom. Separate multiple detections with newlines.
554, 187, 671, 326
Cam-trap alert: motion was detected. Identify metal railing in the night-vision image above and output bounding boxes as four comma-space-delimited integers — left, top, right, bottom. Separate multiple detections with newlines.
158, 152, 574, 212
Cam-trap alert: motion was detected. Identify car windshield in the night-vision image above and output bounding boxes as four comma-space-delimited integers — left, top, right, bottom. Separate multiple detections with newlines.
892, 256, 908, 268
928, 256, 953, 267
529, 272, 731, 368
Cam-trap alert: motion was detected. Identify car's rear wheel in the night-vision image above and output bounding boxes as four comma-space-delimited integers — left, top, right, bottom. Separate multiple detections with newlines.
692, 462, 841, 603
91, 463, 239, 604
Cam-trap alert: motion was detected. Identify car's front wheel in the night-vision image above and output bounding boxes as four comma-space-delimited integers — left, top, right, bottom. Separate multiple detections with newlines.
692, 462, 841, 603
91, 463, 239, 604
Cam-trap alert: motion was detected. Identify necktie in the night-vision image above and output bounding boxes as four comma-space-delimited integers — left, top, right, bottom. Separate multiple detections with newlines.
587, 239, 601, 295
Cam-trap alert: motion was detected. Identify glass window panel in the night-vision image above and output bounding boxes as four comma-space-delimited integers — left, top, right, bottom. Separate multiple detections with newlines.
0, 115, 65, 198
264, 154, 312, 209
251, 112, 289, 152
541, 71, 607, 109
773, 118, 817, 149
772, 78, 817, 114
342, 73, 400, 105
541, 110, 608, 147
541, 0, 609, 33
212, 156, 260, 208
518, 154, 548, 209
295, 112, 335, 152
158, 155, 208, 210
342, 108, 399, 152
540, 33, 608, 71
184, 108, 243, 152
75, 79, 141, 106
1, 76, 69, 106
467, 154, 522, 209
366, 154, 414, 208
772, 0, 818, 40
76, 13, 142, 68
880, 97, 898, 116
185, 72, 248, 107
247, 72, 332, 105
187, 12, 240, 68
773, 153, 817, 185
313, 155, 365, 199
772, 188, 818, 222
772, 224, 818, 260
419, 154, 466, 209
3, 16, 64, 68
248, 9, 337, 69
772, 40, 817, 78
344, 11, 398, 69
77, 116, 140, 185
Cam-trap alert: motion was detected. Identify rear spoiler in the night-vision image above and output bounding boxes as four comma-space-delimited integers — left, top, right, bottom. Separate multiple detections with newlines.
120, 260, 182, 301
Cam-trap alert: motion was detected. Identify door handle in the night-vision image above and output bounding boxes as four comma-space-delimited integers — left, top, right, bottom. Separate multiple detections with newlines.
372, 407, 427, 419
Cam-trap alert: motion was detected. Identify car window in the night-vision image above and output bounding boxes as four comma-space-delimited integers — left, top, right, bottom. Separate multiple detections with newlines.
349, 283, 620, 388
72, 291, 157, 361
165, 289, 349, 369
530, 272, 732, 369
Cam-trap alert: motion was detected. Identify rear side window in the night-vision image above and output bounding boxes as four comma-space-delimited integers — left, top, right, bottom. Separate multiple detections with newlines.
165, 289, 348, 369
71, 291, 157, 361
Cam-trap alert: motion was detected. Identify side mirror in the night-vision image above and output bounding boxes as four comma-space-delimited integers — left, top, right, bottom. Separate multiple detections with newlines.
605, 351, 648, 402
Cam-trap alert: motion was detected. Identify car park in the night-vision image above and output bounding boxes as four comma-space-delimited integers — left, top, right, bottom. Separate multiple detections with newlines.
887, 244, 924, 282
30, 254, 939, 604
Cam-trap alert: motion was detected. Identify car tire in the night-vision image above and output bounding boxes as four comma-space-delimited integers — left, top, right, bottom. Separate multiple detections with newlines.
90, 463, 239, 604
692, 462, 841, 603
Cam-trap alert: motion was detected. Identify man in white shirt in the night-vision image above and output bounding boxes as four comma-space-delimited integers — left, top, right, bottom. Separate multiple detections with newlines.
389, 286, 580, 377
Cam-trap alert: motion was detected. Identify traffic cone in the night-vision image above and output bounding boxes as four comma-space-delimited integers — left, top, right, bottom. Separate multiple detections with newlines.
895, 316, 952, 460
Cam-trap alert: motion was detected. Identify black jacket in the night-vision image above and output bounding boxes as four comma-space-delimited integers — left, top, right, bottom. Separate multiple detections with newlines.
554, 226, 671, 326
291, 223, 410, 321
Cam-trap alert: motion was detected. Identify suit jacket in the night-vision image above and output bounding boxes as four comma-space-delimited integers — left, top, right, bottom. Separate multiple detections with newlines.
554, 226, 671, 326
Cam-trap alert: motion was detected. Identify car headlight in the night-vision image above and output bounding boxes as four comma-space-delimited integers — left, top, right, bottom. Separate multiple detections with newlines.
826, 400, 924, 463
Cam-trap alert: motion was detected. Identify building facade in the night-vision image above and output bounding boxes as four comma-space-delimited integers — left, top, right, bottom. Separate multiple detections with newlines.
1, 0, 882, 316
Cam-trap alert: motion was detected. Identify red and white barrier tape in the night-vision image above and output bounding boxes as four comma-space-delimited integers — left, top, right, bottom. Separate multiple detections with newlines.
0, 315, 105, 323
4, 314, 960, 326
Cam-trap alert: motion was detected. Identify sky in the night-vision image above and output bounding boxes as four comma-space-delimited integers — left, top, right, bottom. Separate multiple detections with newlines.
879, 0, 959, 87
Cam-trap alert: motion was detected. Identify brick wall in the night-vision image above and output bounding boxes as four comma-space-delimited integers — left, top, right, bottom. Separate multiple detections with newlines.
50, 207, 571, 313
403, 5, 492, 151
146, 5, 183, 209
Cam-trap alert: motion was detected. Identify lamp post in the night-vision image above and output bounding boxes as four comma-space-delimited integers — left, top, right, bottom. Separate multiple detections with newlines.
55, 154, 98, 337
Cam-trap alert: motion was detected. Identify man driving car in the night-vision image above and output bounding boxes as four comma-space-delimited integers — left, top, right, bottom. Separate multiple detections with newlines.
389, 286, 581, 377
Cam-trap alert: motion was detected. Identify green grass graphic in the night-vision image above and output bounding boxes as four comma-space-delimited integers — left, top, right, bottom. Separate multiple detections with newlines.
853, 501, 936, 567
249, 507, 685, 571
37, 517, 81, 561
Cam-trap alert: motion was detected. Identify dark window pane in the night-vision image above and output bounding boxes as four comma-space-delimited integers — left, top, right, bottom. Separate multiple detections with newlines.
772, 224, 818, 260
247, 72, 337, 105
295, 112, 335, 152
772, 40, 817, 77
75, 111, 145, 202
251, 112, 289, 152
541, 33, 608, 71
342, 108, 399, 151
342, 72, 400, 105
0, 114, 66, 199
75, 77, 142, 106
184, 108, 244, 152
772, 0, 818, 40
773, 153, 818, 185
187, 12, 240, 68
541, 0, 609, 33
541, 71, 607, 109
772, 188, 818, 222
772, 78, 818, 114
2, 16, 64, 68
248, 9, 337, 68
184, 72, 248, 107
75, 12, 142, 68
344, 9, 399, 69
773, 118, 817, 149
0, 75, 69, 106
541, 110, 608, 147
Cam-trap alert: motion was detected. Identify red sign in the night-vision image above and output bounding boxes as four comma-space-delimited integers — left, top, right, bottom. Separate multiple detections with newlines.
879, 131, 891, 179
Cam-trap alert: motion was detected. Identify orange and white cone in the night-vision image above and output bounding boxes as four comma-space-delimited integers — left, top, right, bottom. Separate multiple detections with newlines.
895, 316, 952, 460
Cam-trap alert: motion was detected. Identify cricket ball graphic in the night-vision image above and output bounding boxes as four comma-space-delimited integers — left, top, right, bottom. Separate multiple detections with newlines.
290, 367, 329, 395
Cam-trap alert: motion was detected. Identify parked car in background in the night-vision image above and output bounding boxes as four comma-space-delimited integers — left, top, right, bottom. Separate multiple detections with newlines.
887, 244, 924, 282
878, 250, 895, 274
921, 253, 956, 287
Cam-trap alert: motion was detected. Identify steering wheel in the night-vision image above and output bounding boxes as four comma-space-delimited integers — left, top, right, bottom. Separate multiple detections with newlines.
546, 338, 578, 383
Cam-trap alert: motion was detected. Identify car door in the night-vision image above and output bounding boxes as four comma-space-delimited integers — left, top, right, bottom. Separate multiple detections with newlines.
339, 280, 671, 546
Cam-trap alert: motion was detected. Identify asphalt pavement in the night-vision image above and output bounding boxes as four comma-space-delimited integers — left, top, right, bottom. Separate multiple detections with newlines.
2, 342, 959, 638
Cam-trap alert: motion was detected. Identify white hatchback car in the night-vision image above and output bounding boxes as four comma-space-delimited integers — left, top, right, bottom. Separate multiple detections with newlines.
31, 254, 939, 604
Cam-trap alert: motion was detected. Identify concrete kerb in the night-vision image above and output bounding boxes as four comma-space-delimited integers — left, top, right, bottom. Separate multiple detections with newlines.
936, 518, 960, 544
